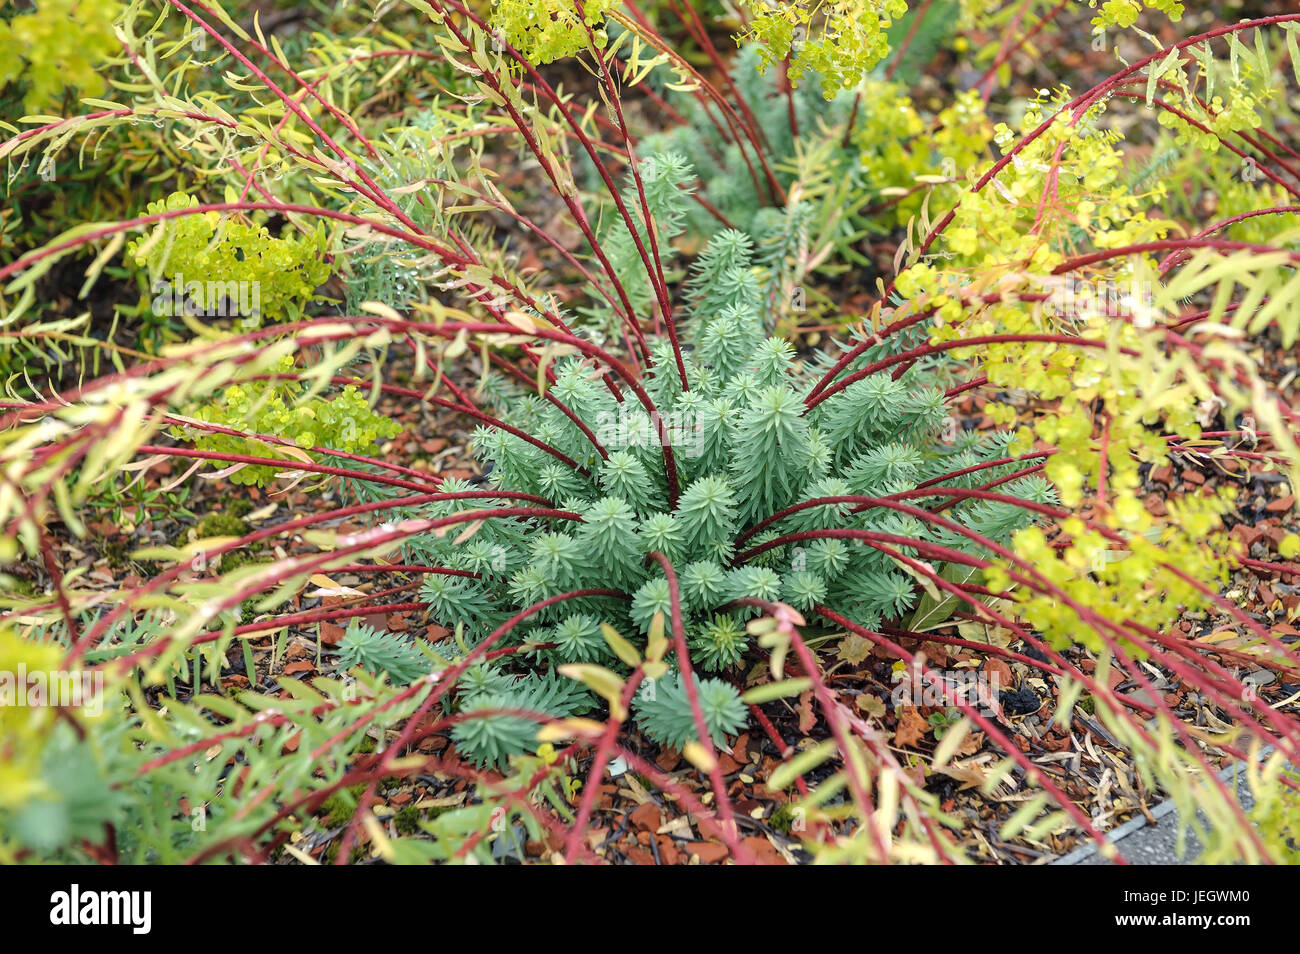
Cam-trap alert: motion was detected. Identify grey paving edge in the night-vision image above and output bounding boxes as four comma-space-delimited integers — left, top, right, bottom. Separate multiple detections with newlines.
1052, 751, 1268, 865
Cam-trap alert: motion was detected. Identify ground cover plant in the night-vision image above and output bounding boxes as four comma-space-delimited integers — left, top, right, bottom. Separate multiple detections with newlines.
2, 0, 1300, 864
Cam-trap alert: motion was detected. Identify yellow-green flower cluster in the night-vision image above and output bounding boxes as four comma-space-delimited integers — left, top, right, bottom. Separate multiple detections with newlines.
0, 0, 121, 113
1155, 81, 1269, 154
933, 95, 1170, 272
896, 89, 1244, 656
959, 0, 1182, 35
852, 86, 994, 227
985, 491, 1237, 654
1254, 771, 1300, 864
184, 360, 403, 486
1090, 0, 1183, 30
0, 629, 63, 809
489, 0, 619, 66
1213, 180, 1300, 247
737, 0, 908, 99
127, 193, 331, 328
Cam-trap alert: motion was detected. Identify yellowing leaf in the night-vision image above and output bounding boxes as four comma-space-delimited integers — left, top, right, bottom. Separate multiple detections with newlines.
646, 612, 669, 663
681, 740, 717, 773
600, 623, 641, 667
768, 739, 837, 791
742, 679, 813, 704
558, 664, 626, 720
502, 310, 537, 333
537, 718, 605, 742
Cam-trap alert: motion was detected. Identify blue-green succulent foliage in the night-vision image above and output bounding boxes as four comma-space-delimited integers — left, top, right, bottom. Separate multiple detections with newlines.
345, 147, 1052, 769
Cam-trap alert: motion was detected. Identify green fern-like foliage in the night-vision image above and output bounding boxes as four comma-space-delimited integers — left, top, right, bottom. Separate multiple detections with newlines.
633, 672, 749, 750
689, 614, 749, 672
581, 151, 695, 335
390, 153, 1051, 768
334, 620, 432, 686
633, 43, 990, 259
452, 673, 594, 768
0, 720, 130, 857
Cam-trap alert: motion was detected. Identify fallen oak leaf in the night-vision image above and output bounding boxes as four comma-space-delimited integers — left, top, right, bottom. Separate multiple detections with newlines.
798, 689, 816, 734
893, 703, 928, 749
933, 753, 998, 791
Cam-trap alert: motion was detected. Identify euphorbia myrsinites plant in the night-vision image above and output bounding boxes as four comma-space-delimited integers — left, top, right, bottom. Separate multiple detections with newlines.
1, 0, 1300, 864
